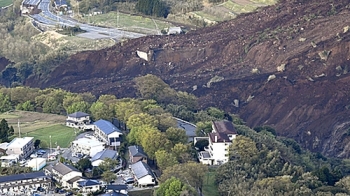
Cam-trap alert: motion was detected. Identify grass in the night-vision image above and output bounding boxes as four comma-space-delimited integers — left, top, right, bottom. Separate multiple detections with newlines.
202, 168, 219, 196
0, 111, 76, 148
128, 189, 155, 196
26, 124, 76, 148
222, 1, 258, 13
0, 0, 12, 7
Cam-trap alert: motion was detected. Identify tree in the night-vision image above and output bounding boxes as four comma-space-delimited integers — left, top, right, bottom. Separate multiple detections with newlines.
155, 150, 178, 172
66, 101, 90, 114
207, 107, 225, 119
115, 99, 142, 122
195, 121, 212, 136
230, 135, 258, 162
0, 92, 12, 112
127, 113, 158, 129
99, 158, 119, 172
16, 100, 34, 111
98, 94, 118, 106
172, 143, 190, 163
165, 127, 188, 146
63, 94, 83, 113
141, 129, 171, 160
42, 97, 63, 114
77, 158, 92, 172
160, 162, 208, 190
34, 139, 41, 149
102, 171, 117, 184
128, 125, 158, 145
194, 139, 209, 151
0, 119, 10, 142
156, 113, 177, 132
157, 177, 196, 196
90, 101, 114, 120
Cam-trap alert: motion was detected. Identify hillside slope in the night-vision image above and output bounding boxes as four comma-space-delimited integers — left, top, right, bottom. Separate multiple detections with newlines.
24, 0, 350, 157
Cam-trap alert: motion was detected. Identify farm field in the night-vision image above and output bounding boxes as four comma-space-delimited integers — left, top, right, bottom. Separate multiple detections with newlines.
0, 111, 76, 148
0, 0, 12, 7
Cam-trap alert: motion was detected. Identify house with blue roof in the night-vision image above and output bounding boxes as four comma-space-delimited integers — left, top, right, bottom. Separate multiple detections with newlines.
130, 161, 156, 187
90, 149, 118, 167
94, 120, 123, 148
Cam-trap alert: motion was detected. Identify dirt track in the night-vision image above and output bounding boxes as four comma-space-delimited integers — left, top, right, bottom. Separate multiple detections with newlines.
15, 0, 350, 157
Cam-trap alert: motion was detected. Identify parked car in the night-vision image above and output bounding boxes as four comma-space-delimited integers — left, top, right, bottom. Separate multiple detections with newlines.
58, 189, 66, 194
37, 187, 45, 192
38, 149, 46, 154
65, 192, 73, 196
30, 153, 38, 158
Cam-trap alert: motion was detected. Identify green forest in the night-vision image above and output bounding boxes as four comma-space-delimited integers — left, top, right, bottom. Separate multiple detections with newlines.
1, 74, 350, 195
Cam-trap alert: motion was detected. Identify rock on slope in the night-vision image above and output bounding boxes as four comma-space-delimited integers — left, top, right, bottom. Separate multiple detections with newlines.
26, 0, 350, 157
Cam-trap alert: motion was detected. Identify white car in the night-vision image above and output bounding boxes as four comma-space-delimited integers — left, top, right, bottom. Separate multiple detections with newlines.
30, 153, 38, 158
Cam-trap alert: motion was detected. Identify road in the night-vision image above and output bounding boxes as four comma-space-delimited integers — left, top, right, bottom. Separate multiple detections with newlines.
30, 0, 146, 40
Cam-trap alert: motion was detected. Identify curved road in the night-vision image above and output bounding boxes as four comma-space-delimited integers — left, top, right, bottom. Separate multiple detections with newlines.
30, 0, 145, 40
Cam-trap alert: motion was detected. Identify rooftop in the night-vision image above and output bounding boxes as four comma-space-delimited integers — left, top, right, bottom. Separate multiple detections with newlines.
128, 145, 147, 158
7, 137, 34, 149
78, 179, 100, 187
130, 161, 155, 180
52, 162, 79, 175
67, 176, 83, 184
0, 154, 20, 160
72, 138, 105, 147
176, 118, 197, 138
0, 142, 9, 150
94, 120, 122, 135
90, 149, 117, 162
212, 120, 237, 134
0, 171, 47, 183
68, 111, 90, 118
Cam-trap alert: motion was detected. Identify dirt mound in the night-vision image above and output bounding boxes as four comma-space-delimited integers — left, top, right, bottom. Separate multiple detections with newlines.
25, 0, 350, 157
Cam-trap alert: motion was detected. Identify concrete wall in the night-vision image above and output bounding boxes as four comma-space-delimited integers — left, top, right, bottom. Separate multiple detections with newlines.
136, 50, 148, 61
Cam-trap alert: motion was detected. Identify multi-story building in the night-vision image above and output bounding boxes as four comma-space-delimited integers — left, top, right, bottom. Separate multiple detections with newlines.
0, 171, 52, 194
66, 111, 91, 130
45, 162, 82, 188
196, 120, 237, 165
128, 145, 147, 164
71, 138, 105, 157
94, 120, 123, 148
6, 137, 35, 159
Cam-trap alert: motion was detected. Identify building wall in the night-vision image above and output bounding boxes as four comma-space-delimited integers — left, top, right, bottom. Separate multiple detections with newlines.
137, 175, 155, 186
62, 172, 82, 187
210, 142, 230, 165
81, 185, 100, 193
6, 138, 34, 159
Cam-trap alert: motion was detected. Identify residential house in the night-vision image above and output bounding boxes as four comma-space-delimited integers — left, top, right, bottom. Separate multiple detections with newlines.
0, 142, 9, 155
195, 120, 237, 165
130, 161, 156, 187
105, 185, 128, 195
90, 149, 118, 167
0, 171, 51, 194
27, 158, 46, 171
168, 27, 182, 35
66, 111, 92, 130
45, 162, 82, 188
6, 137, 35, 159
94, 120, 123, 148
71, 138, 105, 157
66, 176, 84, 189
77, 179, 101, 193
128, 145, 147, 164
0, 154, 19, 167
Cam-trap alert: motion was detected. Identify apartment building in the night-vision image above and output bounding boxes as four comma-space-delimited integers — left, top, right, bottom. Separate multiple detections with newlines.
6, 137, 35, 159
94, 120, 123, 148
71, 138, 105, 157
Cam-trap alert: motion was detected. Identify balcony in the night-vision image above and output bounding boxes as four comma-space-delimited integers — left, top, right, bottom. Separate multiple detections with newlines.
204, 146, 210, 152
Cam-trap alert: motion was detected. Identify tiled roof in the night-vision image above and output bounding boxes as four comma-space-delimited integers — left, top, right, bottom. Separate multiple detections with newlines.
68, 111, 90, 118
90, 149, 117, 162
53, 162, 79, 175
209, 132, 232, 143
212, 120, 237, 134
0, 171, 47, 183
67, 176, 83, 184
131, 161, 155, 180
94, 120, 122, 135
105, 185, 128, 191
128, 145, 147, 158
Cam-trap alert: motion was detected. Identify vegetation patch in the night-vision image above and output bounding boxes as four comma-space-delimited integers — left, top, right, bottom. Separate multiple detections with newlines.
202, 168, 220, 196
0, 0, 12, 7
27, 124, 76, 148
128, 189, 155, 196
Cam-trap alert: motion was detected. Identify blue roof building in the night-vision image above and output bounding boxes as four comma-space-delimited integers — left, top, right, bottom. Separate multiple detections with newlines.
94, 120, 123, 148
130, 161, 156, 187
90, 149, 118, 167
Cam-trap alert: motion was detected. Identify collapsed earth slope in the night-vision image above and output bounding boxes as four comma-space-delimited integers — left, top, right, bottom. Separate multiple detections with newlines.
26, 0, 350, 157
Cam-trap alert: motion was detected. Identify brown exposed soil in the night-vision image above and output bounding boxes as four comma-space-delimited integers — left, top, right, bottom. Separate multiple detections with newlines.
24, 0, 350, 157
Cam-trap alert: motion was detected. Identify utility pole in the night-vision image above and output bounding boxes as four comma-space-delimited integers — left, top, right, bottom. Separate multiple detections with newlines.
18, 119, 21, 138
50, 135, 52, 156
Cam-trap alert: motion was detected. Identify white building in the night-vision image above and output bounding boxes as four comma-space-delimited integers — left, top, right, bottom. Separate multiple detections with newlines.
77, 179, 101, 193
0, 171, 51, 194
27, 158, 46, 171
90, 149, 118, 167
66, 111, 92, 130
71, 138, 105, 157
195, 120, 237, 165
6, 137, 35, 159
45, 162, 82, 188
94, 120, 123, 148
0, 154, 20, 167
130, 161, 156, 187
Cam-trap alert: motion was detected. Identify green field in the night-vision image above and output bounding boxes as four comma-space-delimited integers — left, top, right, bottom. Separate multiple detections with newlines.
27, 124, 76, 148
202, 169, 219, 196
0, 0, 12, 7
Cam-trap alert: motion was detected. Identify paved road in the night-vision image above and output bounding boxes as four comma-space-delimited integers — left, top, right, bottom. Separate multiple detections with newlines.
31, 0, 146, 40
